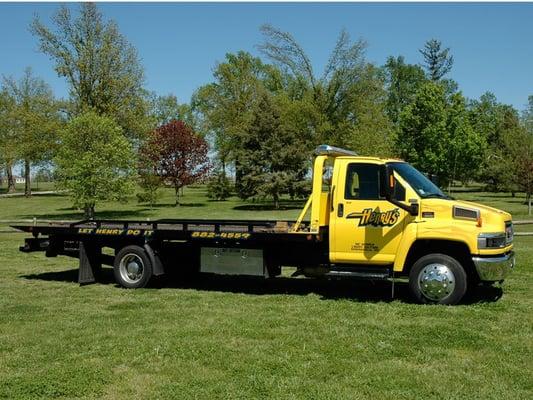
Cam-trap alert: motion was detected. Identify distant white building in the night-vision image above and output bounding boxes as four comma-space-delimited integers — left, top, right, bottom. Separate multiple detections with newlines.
13, 176, 26, 184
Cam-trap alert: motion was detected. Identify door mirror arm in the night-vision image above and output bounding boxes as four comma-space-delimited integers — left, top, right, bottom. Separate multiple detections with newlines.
386, 196, 419, 216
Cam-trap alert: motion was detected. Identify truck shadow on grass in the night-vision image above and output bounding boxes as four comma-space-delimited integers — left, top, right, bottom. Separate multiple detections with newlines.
21, 267, 503, 305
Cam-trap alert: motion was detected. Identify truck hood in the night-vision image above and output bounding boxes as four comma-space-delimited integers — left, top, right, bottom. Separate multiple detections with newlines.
419, 198, 512, 233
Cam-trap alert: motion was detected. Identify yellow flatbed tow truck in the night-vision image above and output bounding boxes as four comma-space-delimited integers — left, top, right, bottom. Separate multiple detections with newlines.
14, 145, 515, 304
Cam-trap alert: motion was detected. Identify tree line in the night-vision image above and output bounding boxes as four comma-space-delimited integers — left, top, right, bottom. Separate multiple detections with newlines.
0, 3, 532, 216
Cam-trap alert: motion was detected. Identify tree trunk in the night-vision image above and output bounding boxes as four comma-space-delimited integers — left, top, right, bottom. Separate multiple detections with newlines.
24, 160, 31, 197
529, 192, 532, 216
84, 204, 95, 219
175, 186, 180, 206
6, 162, 16, 193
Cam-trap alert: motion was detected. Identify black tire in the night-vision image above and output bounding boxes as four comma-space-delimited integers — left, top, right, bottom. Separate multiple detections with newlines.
114, 245, 153, 288
409, 253, 468, 305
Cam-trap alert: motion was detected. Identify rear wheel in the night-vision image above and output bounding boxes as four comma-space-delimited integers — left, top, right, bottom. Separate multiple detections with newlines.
409, 253, 467, 305
114, 245, 153, 288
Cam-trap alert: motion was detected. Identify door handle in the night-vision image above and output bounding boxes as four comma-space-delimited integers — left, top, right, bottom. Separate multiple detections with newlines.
330, 185, 335, 212
337, 203, 344, 217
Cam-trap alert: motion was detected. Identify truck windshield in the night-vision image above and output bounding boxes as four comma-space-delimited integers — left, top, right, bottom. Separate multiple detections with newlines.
389, 162, 449, 199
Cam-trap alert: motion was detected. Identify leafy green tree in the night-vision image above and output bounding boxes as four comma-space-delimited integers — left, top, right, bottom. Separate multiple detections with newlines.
259, 25, 374, 148
55, 112, 135, 218
136, 171, 161, 208
383, 56, 427, 126
398, 82, 483, 187
523, 95, 533, 132
419, 39, 454, 81
503, 124, 533, 214
149, 93, 197, 129
3, 68, 60, 196
0, 88, 17, 193
514, 96, 533, 213
469, 92, 521, 192
446, 93, 486, 186
193, 51, 271, 174
399, 82, 448, 179
31, 3, 150, 139
341, 64, 395, 157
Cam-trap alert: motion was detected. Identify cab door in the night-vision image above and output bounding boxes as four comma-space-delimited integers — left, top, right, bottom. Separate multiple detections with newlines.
330, 160, 407, 264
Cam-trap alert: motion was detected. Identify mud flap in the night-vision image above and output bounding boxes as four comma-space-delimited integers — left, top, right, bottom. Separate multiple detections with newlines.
144, 243, 164, 276
78, 242, 101, 285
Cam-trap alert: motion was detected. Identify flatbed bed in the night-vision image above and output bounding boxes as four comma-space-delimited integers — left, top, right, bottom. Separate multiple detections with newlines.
13, 217, 321, 245
12, 218, 328, 286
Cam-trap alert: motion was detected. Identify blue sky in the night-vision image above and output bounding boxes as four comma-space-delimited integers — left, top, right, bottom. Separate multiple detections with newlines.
0, 2, 532, 111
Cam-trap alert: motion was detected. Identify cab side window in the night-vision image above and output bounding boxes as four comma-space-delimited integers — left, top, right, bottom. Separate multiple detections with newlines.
345, 163, 381, 200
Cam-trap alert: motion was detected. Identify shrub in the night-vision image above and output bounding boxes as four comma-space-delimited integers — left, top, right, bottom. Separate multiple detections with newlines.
207, 171, 232, 201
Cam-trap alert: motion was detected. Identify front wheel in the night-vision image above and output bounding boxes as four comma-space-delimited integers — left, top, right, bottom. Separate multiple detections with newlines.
409, 254, 467, 305
114, 245, 153, 288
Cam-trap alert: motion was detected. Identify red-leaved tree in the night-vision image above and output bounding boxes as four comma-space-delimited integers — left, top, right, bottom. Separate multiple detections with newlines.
141, 120, 209, 205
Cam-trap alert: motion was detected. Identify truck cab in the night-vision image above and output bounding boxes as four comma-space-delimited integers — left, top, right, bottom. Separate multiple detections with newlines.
293, 145, 515, 304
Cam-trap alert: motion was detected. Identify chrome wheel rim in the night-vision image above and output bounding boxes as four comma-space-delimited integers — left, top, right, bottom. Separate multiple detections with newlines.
417, 263, 456, 301
119, 253, 144, 284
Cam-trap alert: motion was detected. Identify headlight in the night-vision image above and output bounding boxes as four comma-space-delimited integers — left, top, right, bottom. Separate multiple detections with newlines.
478, 233, 507, 249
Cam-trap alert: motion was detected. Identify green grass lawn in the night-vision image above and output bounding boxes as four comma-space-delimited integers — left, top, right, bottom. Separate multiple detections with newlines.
0, 185, 305, 225
0, 187, 532, 399
0, 181, 56, 195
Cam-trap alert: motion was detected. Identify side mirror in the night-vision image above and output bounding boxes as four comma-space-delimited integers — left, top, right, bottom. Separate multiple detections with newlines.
382, 164, 418, 217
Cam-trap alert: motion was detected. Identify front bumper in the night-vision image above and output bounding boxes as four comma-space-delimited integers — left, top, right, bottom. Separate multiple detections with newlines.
472, 251, 515, 281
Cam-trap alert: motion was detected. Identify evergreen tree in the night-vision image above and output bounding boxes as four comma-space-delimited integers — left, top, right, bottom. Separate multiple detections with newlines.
420, 39, 454, 81
235, 92, 307, 208
206, 170, 232, 201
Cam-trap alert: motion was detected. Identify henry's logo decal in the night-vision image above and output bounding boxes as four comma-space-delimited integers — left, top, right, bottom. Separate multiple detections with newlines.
347, 208, 400, 227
